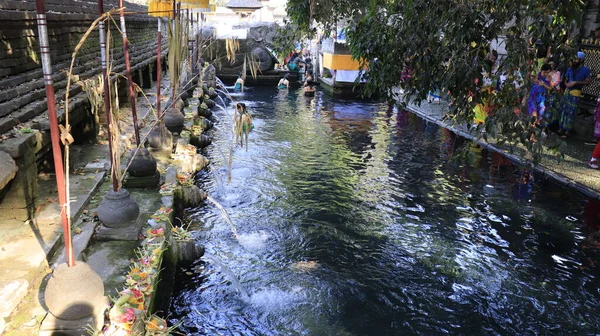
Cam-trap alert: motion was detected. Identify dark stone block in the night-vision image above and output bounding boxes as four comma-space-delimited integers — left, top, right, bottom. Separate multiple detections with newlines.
0, 133, 37, 159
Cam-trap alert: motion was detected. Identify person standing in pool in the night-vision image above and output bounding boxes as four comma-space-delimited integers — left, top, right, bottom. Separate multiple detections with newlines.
277, 74, 290, 90
234, 74, 244, 92
303, 74, 317, 96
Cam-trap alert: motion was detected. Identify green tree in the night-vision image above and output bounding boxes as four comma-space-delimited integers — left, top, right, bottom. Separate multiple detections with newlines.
286, 0, 586, 163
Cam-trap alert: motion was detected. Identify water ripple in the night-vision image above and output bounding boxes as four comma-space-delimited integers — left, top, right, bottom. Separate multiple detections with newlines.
170, 88, 600, 335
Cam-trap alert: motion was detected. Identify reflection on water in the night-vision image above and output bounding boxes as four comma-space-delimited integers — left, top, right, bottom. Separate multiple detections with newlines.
170, 88, 600, 335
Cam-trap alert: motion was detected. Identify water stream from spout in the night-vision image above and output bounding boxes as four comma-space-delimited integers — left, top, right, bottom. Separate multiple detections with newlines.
207, 195, 239, 240
216, 95, 227, 108
214, 104, 231, 119
202, 252, 249, 300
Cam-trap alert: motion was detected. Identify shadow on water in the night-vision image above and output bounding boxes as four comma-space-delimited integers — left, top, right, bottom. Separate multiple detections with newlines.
170, 87, 600, 335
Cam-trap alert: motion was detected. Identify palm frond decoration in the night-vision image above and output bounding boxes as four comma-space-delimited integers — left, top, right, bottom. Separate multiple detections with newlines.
167, 11, 186, 99
225, 38, 239, 63
243, 53, 261, 80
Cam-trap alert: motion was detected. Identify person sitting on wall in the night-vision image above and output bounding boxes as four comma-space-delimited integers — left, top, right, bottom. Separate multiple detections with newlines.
277, 74, 290, 90
288, 52, 300, 72
234, 74, 244, 92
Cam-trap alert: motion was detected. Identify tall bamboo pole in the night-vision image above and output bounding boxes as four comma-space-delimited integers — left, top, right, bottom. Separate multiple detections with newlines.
190, 9, 194, 71
98, 0, 119, 192
196, 12, 200, 70
156, 18, 162, 118
119, 0, 140, 145
172, 0, 178, 102
34, 0, 75, 267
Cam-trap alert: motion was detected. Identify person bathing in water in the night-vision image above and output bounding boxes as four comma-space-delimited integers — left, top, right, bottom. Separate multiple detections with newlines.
234, 74, 244, 92
303, 74, 317, 96
277, 74, 290, 90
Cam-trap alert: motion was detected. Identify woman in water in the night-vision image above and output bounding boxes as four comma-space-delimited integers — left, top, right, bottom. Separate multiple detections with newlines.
277, 74, 290, 90
234, 74, 244, 92
303, 74, 317, 96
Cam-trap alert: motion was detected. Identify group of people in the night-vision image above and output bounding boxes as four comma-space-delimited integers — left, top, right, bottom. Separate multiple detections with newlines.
277, 72, 318, 96
524, 51, 600, 169
282, 50, 314, 81
527, 51, 590, 140
278, 50, 318, 96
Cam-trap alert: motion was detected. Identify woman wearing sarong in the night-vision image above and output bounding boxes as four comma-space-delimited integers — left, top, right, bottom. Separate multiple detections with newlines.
559, 52, 591, 138
527, 63, 552, 123
540, 61, 561, 131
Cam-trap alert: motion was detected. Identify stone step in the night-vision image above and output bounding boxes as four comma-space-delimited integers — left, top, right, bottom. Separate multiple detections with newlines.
0, 279, 28, 318
0, 42, 167, 136
0, 151, 17, 190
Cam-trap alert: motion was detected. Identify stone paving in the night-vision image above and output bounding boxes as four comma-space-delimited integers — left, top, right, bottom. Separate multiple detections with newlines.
403, 97, 600, 199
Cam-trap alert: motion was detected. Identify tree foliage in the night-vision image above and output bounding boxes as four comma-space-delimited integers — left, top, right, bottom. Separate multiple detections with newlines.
286, 0, 586, 163
272, 20, 304, 57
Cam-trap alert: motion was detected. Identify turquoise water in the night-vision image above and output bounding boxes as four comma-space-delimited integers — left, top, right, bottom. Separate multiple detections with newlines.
170, 87, 600, 335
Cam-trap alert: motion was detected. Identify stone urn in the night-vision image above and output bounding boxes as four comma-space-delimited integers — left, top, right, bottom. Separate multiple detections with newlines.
194, 117, 213, 131
44, 262, 104, 320
164, 108, 185, 134
204, 99, 216, 108
190, 134, 211, 148
180, 90, 189, 102
208, 88, 218, 99
147, 121, 173, 150
197, 103, 211, 118
126, 148, 157, 177
97, 188, 140, 228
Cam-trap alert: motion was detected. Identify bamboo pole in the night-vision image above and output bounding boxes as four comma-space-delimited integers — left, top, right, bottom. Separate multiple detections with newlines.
34, 0, 75, 267
196, 12, 200, 70
98, 0, 119, 192
172, 0, 178, 102
156, 18, 162, 118
119, 0, 140, 145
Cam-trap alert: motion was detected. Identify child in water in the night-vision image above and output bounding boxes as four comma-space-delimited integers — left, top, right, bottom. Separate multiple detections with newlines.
234, 74, 244, 92
277, 74, 290, 90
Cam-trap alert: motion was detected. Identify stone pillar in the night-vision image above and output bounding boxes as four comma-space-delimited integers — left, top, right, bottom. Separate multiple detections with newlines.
142, 66, 152, 89
148, 63, 154, 88
138, 68, 144, 90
